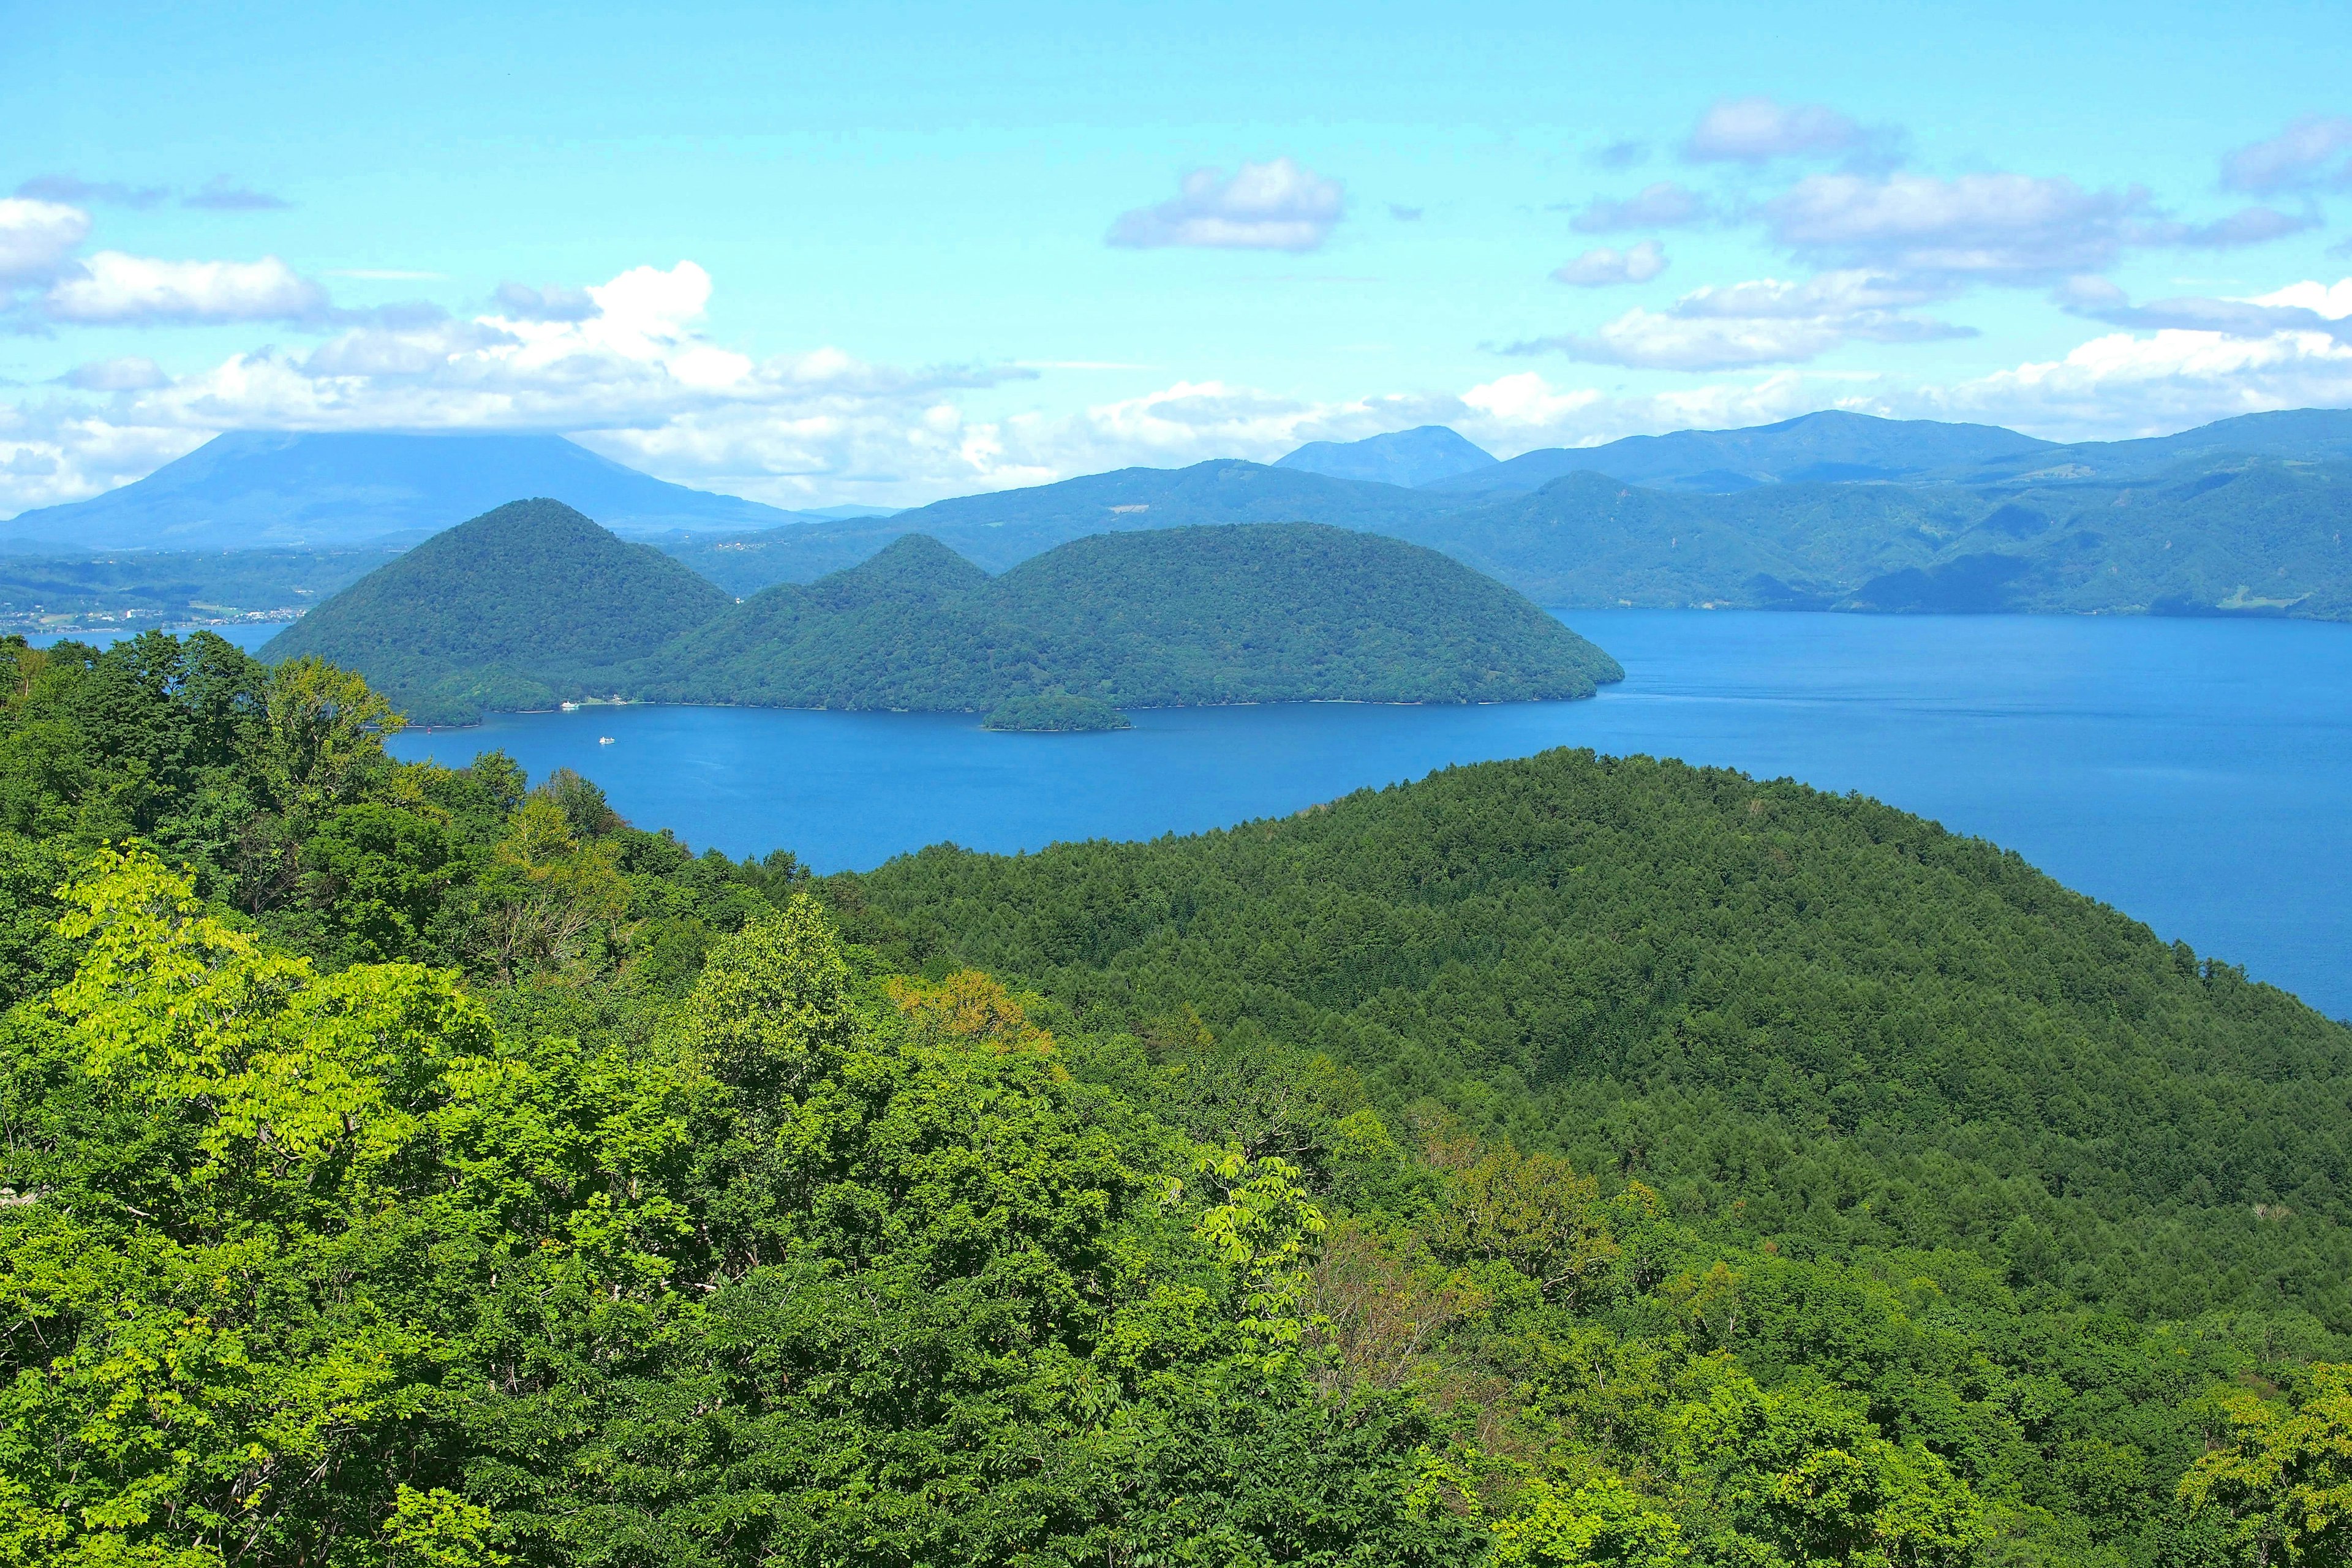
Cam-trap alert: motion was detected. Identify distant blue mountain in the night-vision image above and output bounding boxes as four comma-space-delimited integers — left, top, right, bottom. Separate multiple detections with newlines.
1936, 407, 2352, 484
1423, 411, 2056, 497
0, 431, 817, 551
1275, 425, 1498, 487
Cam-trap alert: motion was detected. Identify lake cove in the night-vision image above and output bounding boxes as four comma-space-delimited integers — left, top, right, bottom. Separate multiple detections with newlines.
385, 608, 2352, 1017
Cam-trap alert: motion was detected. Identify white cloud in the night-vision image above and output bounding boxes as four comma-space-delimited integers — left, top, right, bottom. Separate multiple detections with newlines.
13, 243, 2352, 522
1910, 275, 2352, 437
1568, 181, 1708, 234
1553, 240, 1667, 287
1106, 158, 1345, 252
1512, 270, 1969, 369
0, 198, 92, 285
2222, 116, 2352, 194
1764, 172, 2152, 282
1684, 96, 1864, 163
45, 252, 329, 323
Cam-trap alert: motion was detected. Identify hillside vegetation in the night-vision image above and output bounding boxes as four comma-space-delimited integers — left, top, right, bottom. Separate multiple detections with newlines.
279, 513, 1622, 722
1397, 458, 2352, 616
3, 630, 2348, 1567
262, 497, 736, 723
637, 524, 1620, 710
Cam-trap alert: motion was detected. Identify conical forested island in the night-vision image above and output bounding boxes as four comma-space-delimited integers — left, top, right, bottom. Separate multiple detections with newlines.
1, 626, 2346, 1567
265, 502, 1622, 724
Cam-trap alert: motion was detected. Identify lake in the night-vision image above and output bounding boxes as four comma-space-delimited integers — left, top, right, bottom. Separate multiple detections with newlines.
380, 610, 2352, 1020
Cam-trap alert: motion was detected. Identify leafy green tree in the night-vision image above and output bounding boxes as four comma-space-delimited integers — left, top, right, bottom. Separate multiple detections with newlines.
2179, 1364, 2352, 1565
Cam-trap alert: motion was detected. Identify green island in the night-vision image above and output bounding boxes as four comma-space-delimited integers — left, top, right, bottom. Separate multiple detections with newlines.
1, 627, 2347, 1568
265, 501, 1623, 725
981, 691, 1134, 731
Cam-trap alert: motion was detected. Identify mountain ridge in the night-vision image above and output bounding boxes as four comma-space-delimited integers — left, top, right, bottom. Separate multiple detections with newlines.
3, 431, 822, 551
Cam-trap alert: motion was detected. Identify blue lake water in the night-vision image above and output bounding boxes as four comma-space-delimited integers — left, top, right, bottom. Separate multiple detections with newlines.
377, 610, 2352, 1020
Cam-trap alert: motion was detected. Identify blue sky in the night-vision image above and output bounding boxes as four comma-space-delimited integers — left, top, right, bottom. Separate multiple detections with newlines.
4, 0, 2350, 513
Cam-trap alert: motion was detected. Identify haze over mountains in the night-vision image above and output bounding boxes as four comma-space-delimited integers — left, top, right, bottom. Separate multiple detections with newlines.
0, 431, 889, 552
17, 405, 2352, 627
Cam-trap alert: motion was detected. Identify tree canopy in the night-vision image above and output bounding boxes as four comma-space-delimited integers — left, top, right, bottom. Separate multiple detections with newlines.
0, 629, 2341, 1567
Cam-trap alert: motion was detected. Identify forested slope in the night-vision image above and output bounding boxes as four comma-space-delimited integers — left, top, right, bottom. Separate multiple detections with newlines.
264, 497, 732, 722
3, 631, 2347, 1567
639, 523, 1621, 709
1395, 458, 2352, 615
850, 748, 2352, 1326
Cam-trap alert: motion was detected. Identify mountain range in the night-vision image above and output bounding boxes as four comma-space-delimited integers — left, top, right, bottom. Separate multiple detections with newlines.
267, 500, 1619, 724
20, 406, 2352, 624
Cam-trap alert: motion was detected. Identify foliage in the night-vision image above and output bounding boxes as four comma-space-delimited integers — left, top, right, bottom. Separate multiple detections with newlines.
0, 630, 2346, 1566
2179, 1363, 2352, 1564
285, 515, 1621, 722
263, 499, 733, 723
982, 692, 1133, 731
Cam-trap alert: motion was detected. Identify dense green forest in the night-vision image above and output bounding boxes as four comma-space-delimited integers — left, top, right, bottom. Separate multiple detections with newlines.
278, 512, 1621, 723
635, 525, 1619, 712
2, 628, 2348, 1567
262, 499, 736, 724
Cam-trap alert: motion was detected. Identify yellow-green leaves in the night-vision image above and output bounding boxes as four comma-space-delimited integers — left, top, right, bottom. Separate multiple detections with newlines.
1487, 1474, 1686, 1568
383, 1486, 505, 1568
262, 657, 404, 816
480, 795, 628, 978
51, 847, 491, 1232
2180, 1363, 2352, 1565
1189, 1146, 1325, 1357
685, 893, 856, 1104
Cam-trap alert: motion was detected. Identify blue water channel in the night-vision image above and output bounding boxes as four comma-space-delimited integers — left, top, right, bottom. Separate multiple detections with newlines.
368, 610, 2352, 1019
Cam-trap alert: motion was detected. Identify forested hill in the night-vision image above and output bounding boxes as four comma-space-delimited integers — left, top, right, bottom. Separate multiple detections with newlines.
635, 523, 1620, 710
850, 746, 2352, 1327
1391, 457, 2352, 614
4, 630, 2350, 1566
274, 508, 1619, 723
658, 458, 1464, 592
262, 497, 733, 722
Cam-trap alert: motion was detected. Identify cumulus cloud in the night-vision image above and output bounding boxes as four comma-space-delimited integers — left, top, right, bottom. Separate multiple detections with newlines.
1553, 240, 1667, 287
2222, 116, 2352, 195
1684, 96, 1864, 163
1512, 270, 1969, 369
1567, 181, 1709, 234
182, 176, 292, 212
1106, 158, 1345, 252
0, 198, 92, 285
1765, 172, 2153, 282
15, 176, 166, 209
0, 258, 1050, 516
2055, 275, 2352, 345
44, 252, 330, 324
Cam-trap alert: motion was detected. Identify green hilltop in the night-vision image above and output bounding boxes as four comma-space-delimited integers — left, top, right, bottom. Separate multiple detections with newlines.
276, 507, 1623, 723
638, 523, 1619, 710
3, 633, 2345, 1566
262, 497, 733, 722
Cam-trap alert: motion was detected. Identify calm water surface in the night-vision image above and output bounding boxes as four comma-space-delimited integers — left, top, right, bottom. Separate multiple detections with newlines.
361, 610, 2346, 1016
